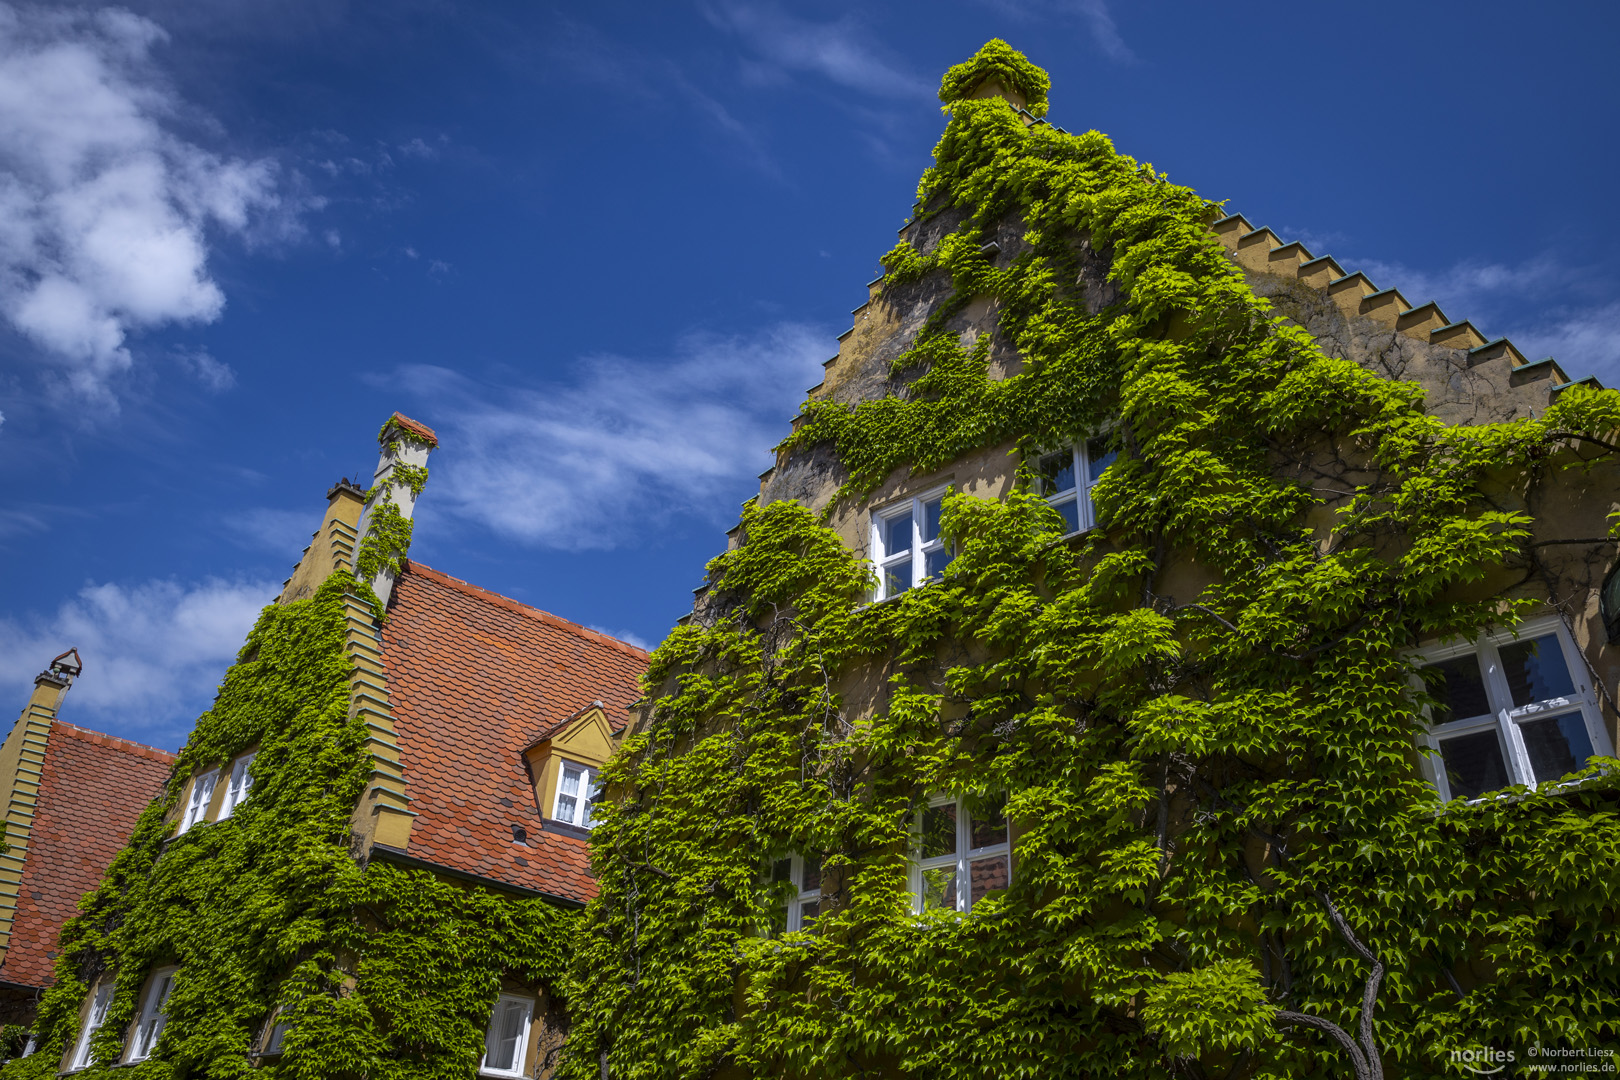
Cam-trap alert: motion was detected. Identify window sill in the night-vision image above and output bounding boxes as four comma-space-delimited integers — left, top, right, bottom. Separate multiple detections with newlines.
1438, 764, 1615, 811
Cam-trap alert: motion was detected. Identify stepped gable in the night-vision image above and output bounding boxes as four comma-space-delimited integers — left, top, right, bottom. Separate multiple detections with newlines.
379, 560, 647, 904
1210, 212, 1602, 424
0, 723, 173, 989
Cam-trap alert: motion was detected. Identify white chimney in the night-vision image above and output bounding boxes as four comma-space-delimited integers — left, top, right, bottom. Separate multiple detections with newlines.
355, 413, 437, 607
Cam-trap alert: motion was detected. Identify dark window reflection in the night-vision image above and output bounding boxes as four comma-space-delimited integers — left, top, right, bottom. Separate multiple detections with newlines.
1499, 634, 1575, 706
1520, 713, 1596, 783
1439, 729, 1510, 799
1424, 656, 1492, 723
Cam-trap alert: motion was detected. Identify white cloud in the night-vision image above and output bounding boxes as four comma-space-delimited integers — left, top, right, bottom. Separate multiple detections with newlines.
0, 576, 276, 745
588, 625, 651, 652
394, 322, 829, 551
703, 4, 932, 100
0, 3, 283, 405
1512, 301, 1620, 382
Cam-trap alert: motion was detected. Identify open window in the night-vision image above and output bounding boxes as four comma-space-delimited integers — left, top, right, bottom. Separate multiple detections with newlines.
1032, 436, 1117, 536
768, 853, 822, 933
1419, 618, 1614, 801
125, 966, 177, 1062
552, 760, 601, 829
66, 980, 112, 1070
480, 994, 534, 1078
911, 793, 1009, 914
219, 751, 257, 820
178, 771, 217, 834
871, 488, 953, 600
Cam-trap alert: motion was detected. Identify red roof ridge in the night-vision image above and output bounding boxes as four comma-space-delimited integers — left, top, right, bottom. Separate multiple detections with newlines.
401, 560, 650, 658
50, 720, 177, 765
385, 412, 438, 446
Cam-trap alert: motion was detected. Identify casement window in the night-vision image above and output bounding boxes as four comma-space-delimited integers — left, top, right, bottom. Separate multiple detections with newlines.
218, 752, 256, 820
1032, 436, 1118, 536
179, 770, 218, 834
871, 489, 953, 600
552, 760, 600, 829
769, 853, 822, 933
1419, 618, 1614, 801
126, 967, 177, 1062
480, 994, 534, 1078
911, 793, 1010, 914
67, 981, 112, 1070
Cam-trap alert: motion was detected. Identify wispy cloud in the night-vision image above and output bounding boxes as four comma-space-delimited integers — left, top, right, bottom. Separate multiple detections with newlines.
0, 576, 276, 745
392, 322, 829, 551
974, 0, 1135, 65
0, 3, 294, 408
702, 4, 932, 100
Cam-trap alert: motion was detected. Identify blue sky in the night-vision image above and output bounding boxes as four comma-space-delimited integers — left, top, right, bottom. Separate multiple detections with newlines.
1, 0, 1617, 749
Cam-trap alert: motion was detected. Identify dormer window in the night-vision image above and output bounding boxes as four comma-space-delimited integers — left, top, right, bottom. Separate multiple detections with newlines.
1033, 436, 1116, 535
552, 760, 600, 829
219, 752, 256, 820
179, 770, 218, 834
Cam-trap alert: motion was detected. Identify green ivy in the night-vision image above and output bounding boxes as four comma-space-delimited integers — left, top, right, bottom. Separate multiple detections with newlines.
561, 42, 1620, 1080
6, 572, 575, 1079
355, 502, 415, 584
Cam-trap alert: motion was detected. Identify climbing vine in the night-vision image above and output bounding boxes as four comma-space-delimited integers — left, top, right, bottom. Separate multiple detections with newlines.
562, 41, 1620, 1080
5, 572, 575, 1078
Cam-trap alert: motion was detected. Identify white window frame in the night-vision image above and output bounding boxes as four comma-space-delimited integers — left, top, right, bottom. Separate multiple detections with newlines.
125, 966, 177, 1062
771, 853, 822, 933
219, 752, 256, 820
179, 770, 218, 834
870, 487, 952, 601
909, 793, 1010, 915
1418, 615, 1614, 801
479, 993, 535, 1078
67, 980, 113, 1070
1032, 435, 1116, 537
551, 760, 600, 829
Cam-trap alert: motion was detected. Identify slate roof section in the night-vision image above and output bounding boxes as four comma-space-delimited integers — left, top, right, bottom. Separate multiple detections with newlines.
379, 561, 647, 903
0, 723, 173, 989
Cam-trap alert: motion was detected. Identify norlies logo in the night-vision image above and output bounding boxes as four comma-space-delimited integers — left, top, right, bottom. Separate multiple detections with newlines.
1452, 1046, 1515, 1075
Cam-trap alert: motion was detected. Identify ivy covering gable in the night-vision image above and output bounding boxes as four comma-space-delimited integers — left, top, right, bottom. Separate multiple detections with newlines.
560, 42, 1620, 1080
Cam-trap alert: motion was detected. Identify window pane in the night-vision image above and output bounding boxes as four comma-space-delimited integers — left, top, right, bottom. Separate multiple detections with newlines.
968, 794, 1007, 850
1500, 634, 1576, 706
1051, 495, 1080, 535
920, 803, 957, 858
800, 855, 821, 894
580, 769, 601, 829
266, 1021, 289, 1054
969, 854, 1010, 906
884, 557, 912, 597
1438, 729, 1510, 799
485, 1000, 522, 1071
1034, 452, 1076, 495
1424, 655, 1492, 723
921, 498, 943, 543
1084, 438, 1118, 484
1520, 713, 1597, 783
920, 866, 957, 912
883, 511, 913, 558
798, 899, 819, 929
771, 858, 792, 884
555, 793, 577, 824
924, 547, 952, 580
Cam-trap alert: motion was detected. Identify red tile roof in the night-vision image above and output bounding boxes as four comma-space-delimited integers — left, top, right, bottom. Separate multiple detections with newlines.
0, 723, 173, 988
380, 561, 648, 903
385, 412, 438, 447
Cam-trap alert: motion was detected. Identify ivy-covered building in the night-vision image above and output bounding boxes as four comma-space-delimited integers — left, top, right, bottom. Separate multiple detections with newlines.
0, 654, 174, 1037
563, 42, 1620, 1080
5, 414, 647, 1077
